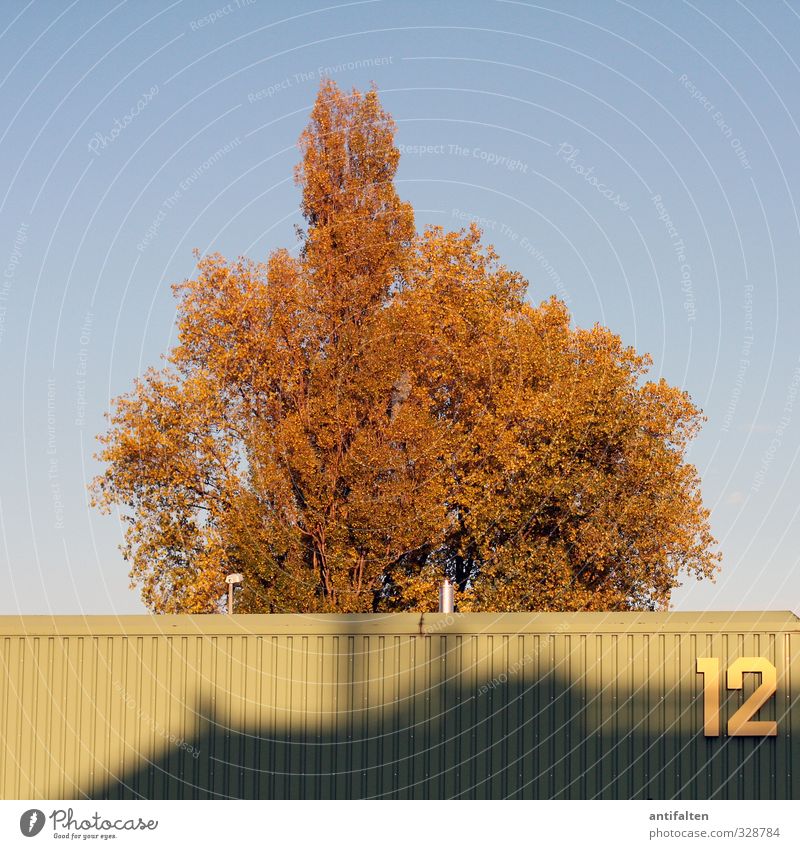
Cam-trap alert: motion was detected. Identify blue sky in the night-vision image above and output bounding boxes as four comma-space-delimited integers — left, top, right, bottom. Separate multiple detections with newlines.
1, 0, 799, 614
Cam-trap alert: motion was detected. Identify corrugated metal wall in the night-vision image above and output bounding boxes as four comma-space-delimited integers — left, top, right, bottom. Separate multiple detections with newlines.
1, 612, 798, 799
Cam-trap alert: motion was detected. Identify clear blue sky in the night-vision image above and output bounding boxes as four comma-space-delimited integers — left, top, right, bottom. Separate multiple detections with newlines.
1, 0, 798, 615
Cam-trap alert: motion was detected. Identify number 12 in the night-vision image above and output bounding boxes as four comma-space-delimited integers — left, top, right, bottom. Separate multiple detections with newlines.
696, 657, 778, 737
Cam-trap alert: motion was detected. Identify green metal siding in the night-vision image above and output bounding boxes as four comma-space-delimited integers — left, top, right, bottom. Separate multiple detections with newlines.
0, 612, 797, 799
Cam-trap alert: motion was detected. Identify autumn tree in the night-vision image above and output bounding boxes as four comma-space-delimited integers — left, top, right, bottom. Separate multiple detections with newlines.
91, 80, 719, 613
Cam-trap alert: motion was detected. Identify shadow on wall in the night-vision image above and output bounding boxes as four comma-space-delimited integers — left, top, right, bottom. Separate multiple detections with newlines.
93, 623, 791, 800
0, 614, 800, 799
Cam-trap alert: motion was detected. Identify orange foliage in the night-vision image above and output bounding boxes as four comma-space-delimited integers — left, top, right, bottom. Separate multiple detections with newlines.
91, 81, 720, 613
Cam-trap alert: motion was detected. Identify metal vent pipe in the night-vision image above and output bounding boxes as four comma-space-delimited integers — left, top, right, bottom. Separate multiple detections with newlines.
438, 579, 454, 613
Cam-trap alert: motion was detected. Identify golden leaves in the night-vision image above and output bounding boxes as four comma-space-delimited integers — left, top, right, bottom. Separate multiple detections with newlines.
91, 80, 720, 614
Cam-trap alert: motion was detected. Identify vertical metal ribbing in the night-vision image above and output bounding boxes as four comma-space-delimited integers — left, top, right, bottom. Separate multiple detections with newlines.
311, 635, 323, 800
431, 635, 445, 799
266, 635, 277, 799
576, 634, 586, 800
282, 635, 294, 800
358, 635, 368, 799
496, 633, 509, 799
239, 636, 254, 800
254, 636, 265, 800
656, 633, 666, 799
409, 636, 418, 796
371, 634, 386, 799
18, 636, 30, 799
442, 633, 458, 800
390, 635, 401, 799
546, 634, 555, 799
611, 633, 619, 799
790, 633, 799, 800
474, 634, 490, 799
292, 635, 307, 800
687, 630, 700, 799
87, 637, 98, 799
176, 636, 187, 799
555, 633, 568, 799
397, 634, 413, 797
511, 633, 525, 799
530, 634, 541, 798
675, 632, 685, 800
26, 637, 37, 799
0, 616, 797, 800
466, 634, 477, 799
697, 631, 709, 799
587, 634, 602, 799
778, 632, 791, 799
210, 635, 221, 799
759, 633, 773, 799
0, 639, 7, 798
148, 635, 162, 800
663, 633, 678, 800
44, 637, 55, 798
344, 635, 354, 798
422, 634, 431, 800
602, 632, 613, 800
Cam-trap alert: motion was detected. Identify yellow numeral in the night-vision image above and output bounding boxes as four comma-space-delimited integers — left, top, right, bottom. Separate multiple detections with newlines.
696, 656, 777, 736
727, 657, 778, 737
696, 657, 721, 736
